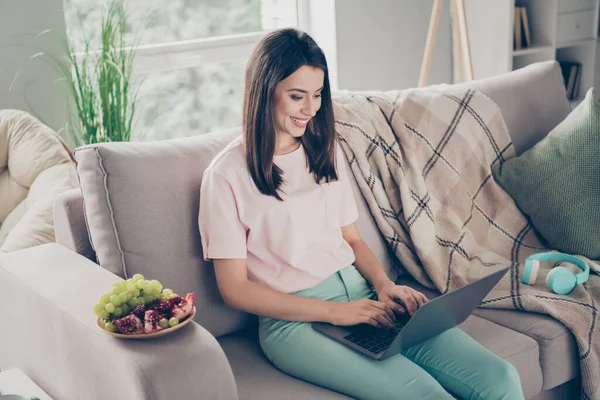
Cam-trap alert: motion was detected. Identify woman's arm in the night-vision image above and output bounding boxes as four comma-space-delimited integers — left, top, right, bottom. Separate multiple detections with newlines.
213, 258, 396, 327
341, 222, 428, 316
341, 223, 393, 292
214, 258, 333, 322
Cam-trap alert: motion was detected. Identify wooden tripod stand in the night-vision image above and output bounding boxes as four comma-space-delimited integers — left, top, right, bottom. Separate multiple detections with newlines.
418, 0, 473, 87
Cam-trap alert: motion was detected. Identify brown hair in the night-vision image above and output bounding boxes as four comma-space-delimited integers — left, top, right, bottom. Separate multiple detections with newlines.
243, 28, 338, 201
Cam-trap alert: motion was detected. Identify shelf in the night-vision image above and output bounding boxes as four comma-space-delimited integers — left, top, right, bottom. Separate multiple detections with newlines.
556, 38, 597, 49
468, 0, 599, 94
558, 8, 597, 15
513, 44, 554, 56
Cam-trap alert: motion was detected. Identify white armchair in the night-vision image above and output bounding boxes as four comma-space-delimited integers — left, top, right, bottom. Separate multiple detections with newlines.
0, 109, 79, 252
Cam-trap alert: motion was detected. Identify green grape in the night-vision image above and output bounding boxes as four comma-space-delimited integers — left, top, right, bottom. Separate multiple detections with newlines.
113, 307, 123, 317
99, 310, 110, 320
149, 280, 163, 293
144, 294, 154, 303
127, 298, 138, 308
136, 279, 148, 290
104, 322, 117, 332
126, 282, 136, 292
141, 286, 154, 295
159, 318, 169, 329
167, 293, 178, 299
93, 303, 104, 316
105, 303, 116, 313
134, 289, 141, 298
119, 293, 128, 303
133, 273, 145, 282
169, 317, 180, 327
162, 289, 174, 297
110, 295, 122, 307
122, 304, 131, 315
100, 293, 111, 304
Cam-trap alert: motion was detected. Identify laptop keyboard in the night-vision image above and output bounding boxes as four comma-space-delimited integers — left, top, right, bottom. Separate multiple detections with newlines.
344, 317, 410, 354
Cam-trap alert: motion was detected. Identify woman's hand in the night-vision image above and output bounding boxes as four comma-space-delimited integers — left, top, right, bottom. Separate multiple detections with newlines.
327, 299, 396, 329
375, 281, 429, 317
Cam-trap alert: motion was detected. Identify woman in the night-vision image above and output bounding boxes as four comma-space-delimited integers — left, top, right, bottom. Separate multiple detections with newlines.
199, 28, 524, 400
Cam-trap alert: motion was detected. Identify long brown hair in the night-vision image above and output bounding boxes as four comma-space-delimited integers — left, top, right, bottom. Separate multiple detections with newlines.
243, 28, 338, 201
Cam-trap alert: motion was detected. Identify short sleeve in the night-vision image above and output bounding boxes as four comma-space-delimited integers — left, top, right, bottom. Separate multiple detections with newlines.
336, 144, 359, 226
199, 170, 248, 261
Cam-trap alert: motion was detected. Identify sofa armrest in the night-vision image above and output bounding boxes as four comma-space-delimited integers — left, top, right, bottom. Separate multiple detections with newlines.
0, 243, 238, 400
53, 189, 96, 262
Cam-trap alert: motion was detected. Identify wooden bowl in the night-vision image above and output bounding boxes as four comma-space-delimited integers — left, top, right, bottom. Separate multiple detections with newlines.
96, 307, 196, 339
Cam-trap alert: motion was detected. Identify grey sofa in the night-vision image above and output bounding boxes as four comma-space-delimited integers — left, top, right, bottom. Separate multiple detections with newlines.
0, 61, 581, 400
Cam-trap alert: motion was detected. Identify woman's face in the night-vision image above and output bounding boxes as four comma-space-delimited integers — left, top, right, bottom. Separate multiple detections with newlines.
273, 65, 324, 146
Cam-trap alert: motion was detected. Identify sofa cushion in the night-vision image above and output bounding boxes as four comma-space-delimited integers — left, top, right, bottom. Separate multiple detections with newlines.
473, 308, 580, 391
75, 128, 255, 338
219, 312, 543, 400
0, 110, 79, 252
219, 329, 353, 399
492, 87, 600, 259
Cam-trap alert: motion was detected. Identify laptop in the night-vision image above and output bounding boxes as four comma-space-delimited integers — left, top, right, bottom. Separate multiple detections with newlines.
311, 266, 509, 361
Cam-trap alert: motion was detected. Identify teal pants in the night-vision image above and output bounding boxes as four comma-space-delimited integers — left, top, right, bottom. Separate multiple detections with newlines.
258, 265, 525, 400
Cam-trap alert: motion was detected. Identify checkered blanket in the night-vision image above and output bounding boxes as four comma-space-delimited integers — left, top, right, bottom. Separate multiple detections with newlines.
333, 88, 600, 399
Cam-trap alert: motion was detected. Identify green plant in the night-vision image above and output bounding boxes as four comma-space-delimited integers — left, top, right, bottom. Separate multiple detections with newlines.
57, 0, 141, 146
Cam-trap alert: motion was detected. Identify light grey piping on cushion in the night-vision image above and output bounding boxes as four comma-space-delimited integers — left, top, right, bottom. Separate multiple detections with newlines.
94, 146, 128, 278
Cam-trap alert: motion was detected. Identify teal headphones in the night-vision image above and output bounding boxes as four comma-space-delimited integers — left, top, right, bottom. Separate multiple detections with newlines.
521, 252, 590, 295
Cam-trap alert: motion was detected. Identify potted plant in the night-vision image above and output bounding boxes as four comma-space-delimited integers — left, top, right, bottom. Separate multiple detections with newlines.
54, 0, 142, 147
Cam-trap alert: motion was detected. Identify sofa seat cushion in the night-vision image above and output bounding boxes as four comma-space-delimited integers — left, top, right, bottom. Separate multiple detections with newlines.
219, 314, 542, 399
395, 276, 543, 398
473, 307, 579, 391
218, 329, 352, 399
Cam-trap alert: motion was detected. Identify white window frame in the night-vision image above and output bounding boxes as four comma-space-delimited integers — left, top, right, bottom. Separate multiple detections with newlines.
132, 32, 266, 75
124, 0, 339, 88
128, 0, 312, 75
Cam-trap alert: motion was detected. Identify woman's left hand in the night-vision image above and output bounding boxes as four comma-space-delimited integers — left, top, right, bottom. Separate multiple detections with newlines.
375, 281, 429, 318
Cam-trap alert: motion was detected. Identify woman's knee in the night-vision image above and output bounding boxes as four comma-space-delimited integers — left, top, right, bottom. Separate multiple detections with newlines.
481, 360, 524, 400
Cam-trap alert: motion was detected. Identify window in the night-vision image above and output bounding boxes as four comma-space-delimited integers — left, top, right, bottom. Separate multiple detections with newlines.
62, 0, 300, 140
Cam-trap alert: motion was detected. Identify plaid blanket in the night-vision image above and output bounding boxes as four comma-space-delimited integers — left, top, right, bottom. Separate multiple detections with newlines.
333, 88, 600, 399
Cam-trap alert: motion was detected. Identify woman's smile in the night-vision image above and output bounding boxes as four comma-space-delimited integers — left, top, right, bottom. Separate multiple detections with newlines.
291, 116, 310, 128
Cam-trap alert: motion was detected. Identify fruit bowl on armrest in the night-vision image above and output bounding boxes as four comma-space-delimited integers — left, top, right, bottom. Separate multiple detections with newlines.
96, 307, 196, 339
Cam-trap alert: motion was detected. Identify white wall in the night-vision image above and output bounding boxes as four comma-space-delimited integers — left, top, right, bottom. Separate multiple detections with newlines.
0, 0, 69, 133
333, 0, 453, 91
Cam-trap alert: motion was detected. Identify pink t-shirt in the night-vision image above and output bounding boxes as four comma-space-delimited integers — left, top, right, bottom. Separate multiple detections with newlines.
199, 135, 359, 293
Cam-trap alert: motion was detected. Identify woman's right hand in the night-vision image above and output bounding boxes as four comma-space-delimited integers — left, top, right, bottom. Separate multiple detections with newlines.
327, 299, 396, 329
